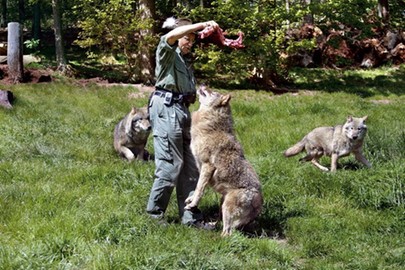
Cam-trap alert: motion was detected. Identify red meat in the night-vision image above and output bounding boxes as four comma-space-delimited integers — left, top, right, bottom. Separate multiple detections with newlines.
198, 26, 245, 49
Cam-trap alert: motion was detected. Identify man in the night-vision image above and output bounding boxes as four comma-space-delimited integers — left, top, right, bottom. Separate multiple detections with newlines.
146, 18, 219, 228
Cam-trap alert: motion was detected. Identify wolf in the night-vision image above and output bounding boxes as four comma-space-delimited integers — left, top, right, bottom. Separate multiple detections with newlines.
185, 87, 263, 236
284, 116, 371, 172
113, 107, 152, 161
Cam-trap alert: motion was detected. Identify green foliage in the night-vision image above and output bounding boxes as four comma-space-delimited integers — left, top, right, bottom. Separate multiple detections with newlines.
0, 67, 404, 269
183, 0, 401, 85
389, 0, 405, 29
4, 0, 405, 85
73, 0, 157, 81
186, 1, 284, 85
310, 0, 376, 34
24, 38, 40, 50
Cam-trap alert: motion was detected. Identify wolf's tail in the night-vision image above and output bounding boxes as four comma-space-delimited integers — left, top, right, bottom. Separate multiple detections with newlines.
284, 139, 305, 157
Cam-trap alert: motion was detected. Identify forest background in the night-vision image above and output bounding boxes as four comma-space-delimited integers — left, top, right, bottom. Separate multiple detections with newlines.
0, 0, 404, 87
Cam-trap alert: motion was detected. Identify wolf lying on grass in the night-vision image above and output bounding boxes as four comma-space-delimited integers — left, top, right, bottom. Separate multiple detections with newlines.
113, 107, 152, 161
284, 116, 371, 172
185, 86, 263, 236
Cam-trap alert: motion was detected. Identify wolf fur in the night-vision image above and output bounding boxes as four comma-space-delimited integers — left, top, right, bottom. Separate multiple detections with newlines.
185, 87, 263, 236
113, 107, 152, 161
284, 116, 371, 172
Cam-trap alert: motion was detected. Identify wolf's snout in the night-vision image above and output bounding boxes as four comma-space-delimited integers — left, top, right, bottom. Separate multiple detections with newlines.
352, 135, 358, 140
197, 88, 206, 97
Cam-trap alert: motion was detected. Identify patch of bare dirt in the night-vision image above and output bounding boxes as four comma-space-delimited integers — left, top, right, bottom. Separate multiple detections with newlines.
0, 65, 154, 97
75, 77, 154, 98
0, 65, 53, 84
370, 99, 392, 104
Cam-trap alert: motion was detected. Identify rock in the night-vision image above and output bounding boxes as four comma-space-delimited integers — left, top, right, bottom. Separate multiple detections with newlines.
0, 90, 14, 109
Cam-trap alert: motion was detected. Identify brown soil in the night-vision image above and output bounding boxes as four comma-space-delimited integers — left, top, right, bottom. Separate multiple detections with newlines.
0, 64, 53, 84
0, 65, 155, 95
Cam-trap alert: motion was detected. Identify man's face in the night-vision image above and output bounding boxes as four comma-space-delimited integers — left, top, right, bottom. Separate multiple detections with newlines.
179, 33, 195, 55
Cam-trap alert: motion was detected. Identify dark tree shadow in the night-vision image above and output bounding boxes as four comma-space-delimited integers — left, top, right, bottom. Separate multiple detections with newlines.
198, 203, 289, 240
287, 66, 405, 97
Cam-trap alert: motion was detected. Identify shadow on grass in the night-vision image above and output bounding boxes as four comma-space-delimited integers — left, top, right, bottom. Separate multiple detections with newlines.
290, 65, 405, 97
70, 62, 130, 82
199, 204, 287, 240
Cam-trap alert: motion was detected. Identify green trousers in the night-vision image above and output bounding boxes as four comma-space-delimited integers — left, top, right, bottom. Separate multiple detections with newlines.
146, 93, 203, 224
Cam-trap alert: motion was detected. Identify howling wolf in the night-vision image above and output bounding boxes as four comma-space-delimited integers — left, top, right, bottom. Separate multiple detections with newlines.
185, 87, 263, 236
284, 116, 371, 172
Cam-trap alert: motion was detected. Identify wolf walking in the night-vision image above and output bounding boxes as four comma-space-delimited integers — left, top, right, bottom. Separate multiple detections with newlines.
284, 116, 371, 172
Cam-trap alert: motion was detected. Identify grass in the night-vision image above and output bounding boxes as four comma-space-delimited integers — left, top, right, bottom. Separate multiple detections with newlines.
0, 66, 404, 269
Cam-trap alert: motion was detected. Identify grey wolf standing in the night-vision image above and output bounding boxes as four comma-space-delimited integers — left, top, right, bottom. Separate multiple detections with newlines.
146, 17, 220, 229
113, 107, 151, 161
284, 116, 371, 172
185, 87, 263, 236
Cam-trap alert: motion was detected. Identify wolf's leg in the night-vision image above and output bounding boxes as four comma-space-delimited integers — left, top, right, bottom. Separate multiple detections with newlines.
354, 151, 371, 168
299, 154, 313, 162
184, 163, 214, 209
221, 189, 262, 237
221, 192, 235, 236
330, 153, 339, 172
311, 159, 329, 171
136, 148, 145, 160
120, 147, 135, 161
221, 207, 232, 237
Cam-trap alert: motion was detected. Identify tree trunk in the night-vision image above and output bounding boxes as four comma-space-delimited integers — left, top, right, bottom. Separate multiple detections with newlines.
138, 0, 155, 84
286, 0, 290, 28
7, 22, 24, 83
32, 2, 42, 41
51, 0, 69, 74
377, 0, 390, 24
1, 0, 6, 27
303, 0, 314, 24
19, 0, 25, 23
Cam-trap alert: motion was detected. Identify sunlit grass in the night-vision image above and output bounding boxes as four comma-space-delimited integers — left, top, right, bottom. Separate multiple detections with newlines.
0, 68, 404, 269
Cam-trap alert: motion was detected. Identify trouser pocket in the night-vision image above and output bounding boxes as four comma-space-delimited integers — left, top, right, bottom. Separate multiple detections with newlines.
153, 130, 172, 161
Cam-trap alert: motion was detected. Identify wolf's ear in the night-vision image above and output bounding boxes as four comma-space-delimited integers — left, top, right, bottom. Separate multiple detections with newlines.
347, 115, 353, 122
221, 94, 231, 106
130, 107, 137, 114
362, 115, 368, 123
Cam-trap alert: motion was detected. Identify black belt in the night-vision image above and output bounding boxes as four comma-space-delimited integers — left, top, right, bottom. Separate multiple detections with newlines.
153, 87, 196, 105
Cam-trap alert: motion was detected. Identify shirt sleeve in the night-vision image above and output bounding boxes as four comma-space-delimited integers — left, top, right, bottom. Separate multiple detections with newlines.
155, 35, 177, 91
154, 35, 197, 94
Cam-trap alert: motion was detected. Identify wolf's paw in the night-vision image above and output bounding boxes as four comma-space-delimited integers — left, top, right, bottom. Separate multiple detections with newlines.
185, 196, 193, 205
184, 203, 197, 210
184, 198, 196, 210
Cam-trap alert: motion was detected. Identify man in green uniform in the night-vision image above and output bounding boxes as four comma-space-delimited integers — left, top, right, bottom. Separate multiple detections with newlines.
146, 18, 219, 228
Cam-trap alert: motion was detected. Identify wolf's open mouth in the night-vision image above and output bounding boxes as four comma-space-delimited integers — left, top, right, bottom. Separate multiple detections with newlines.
198, 88, 207, 97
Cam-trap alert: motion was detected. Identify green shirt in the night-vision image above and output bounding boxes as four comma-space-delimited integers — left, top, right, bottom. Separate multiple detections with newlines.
155, 35, 197, 94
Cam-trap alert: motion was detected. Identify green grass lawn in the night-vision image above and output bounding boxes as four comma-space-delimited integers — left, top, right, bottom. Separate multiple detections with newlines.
0, 66, 404, 269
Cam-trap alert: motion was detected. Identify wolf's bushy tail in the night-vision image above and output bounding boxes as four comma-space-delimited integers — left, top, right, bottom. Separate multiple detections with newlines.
284, 139, 305, 157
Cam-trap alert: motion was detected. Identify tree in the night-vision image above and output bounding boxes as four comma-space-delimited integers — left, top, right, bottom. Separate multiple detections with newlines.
378, 0, 390, 23
52, 0, 70, 74
32, 0, 41, 41
1, 0, 7, 27
18, 0, 24, 23
138, 0, 156, 83
75, 0, 157, 83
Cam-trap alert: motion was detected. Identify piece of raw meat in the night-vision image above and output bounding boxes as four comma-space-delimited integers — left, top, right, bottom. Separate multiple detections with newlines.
198, 26, 245, 49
